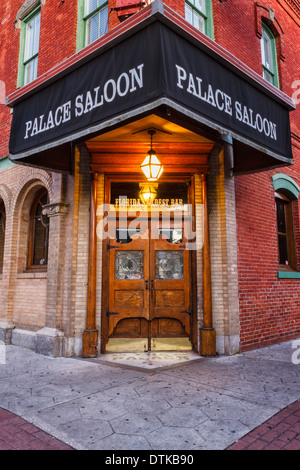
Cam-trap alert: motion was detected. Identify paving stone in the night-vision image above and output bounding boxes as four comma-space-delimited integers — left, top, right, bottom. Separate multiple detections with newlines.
1, 342, 300, 450
147, 426, 205, 450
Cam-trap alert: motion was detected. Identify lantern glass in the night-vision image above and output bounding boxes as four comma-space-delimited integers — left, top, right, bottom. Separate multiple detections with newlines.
139, 183, 158, 205
140, 151, 164, 182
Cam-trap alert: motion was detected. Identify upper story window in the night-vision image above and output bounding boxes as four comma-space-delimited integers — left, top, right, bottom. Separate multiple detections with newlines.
0, 202, 5, 273
260, 23, 279, 88
276, 192, 296, 269
272, 174, 300, 272
27, 190, 49, 270
185, 0, 214, 39
77, 0, 108, 50
18, 7, 41, 87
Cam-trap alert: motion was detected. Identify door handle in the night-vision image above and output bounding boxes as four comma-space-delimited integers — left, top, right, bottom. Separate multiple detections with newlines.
145, 280, 149, 290
150, 280, 154, 291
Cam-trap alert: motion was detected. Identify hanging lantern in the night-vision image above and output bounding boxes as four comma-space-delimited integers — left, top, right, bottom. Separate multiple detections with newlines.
139, 183, 158, 206
140, 130, 164, 181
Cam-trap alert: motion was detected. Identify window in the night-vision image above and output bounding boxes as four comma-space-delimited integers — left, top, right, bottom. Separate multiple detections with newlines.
261, 23, 279, 88
27, 191, 49, 269
77, 0, 108, 50
0, 202, 5, 273
18, 7, 41, 86
276, 193, 296, 269
185, 0, 214, 38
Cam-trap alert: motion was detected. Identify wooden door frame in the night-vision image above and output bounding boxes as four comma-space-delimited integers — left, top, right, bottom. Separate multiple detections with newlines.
100, 174, 198, 353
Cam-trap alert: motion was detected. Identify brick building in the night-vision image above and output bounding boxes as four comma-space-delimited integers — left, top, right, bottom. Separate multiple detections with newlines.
0, 0, 299, 357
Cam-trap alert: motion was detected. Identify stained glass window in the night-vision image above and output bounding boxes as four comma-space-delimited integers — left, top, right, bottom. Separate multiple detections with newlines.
115, 251, 144, 280
155, 251, 184, 279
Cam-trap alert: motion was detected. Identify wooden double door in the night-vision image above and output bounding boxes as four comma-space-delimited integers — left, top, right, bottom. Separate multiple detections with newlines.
106, 219, 192, 352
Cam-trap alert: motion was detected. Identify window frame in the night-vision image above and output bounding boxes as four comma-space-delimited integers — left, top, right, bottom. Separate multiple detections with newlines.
77, 0, 109, 51
0, 201, 6, 274
260, 23, 279, 88
185, 0, 214, 39
275, 192, 297, 270
17, 6, 41, 88
26, 189, 49, 271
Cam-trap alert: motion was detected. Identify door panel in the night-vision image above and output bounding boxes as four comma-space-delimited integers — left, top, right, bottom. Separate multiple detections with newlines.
150, 238, 191, 339
108, 237, 150, 339
107, 219, 192, 351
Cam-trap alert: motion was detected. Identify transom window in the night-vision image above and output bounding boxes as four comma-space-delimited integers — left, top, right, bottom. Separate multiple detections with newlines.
185, 0, 213, 38
19, 8, 41, 86
84, 0, 108, 46
261, 24, 279, 88
0, 202, 5, 273
27, 191, 49, 269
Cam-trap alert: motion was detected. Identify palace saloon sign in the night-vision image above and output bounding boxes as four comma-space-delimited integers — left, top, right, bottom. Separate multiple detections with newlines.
9, 21, 293, 163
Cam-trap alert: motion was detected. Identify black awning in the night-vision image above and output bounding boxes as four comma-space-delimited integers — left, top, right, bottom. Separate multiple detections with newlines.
8, 7, 295, 173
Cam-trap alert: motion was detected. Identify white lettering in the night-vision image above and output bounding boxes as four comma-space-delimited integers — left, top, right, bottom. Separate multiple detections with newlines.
187, 73, 197, 96
46, 110, 55, 130
93, 86, 103, 108
269, 121, 277, 140
117, 72, 130, 97
207, 84, 216, 107
55, 106, 63, 126
224, 93, 232, 115
62, 101, 71, 122
196, 77, 207, 101
263, 117, 270, 137
24, 121, 32, 139
176, 64, 187, 89
215, 89, 224, 111
255, 113, 263, 133
243, 106, 250, 125
235, 101, 243, 121
31, 118, 39, 136
129, 64, 144, 92
84, 91, 94, 114
75, 95, 84, 117
103, 79, 116, 103
39, 115, 47, 134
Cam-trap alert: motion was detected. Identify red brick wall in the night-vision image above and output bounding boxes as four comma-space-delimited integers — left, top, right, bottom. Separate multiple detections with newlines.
216, 0, 300, 350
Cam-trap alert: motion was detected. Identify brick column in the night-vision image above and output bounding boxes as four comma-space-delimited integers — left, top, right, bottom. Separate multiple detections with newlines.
207, 139, 240, 355
36, 174, 69, 357
82, 172, 99, 358
200, 173, 216, 356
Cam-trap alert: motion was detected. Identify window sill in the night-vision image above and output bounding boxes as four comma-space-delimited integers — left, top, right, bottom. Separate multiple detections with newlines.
17, 271, 47, 279
278, 271, 300, 279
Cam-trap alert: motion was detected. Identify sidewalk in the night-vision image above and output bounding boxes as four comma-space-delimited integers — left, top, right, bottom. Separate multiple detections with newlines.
0, 340, 299, 450
0, 408, 74, 450
227, 399, 300, 450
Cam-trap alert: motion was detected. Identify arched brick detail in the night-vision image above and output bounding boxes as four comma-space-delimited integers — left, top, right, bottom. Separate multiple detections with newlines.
11, 169, 52, 216
0, 184, 12, 213
15, 0, 45, 22
10, 170, 52, 275
255, 2, 285, 61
